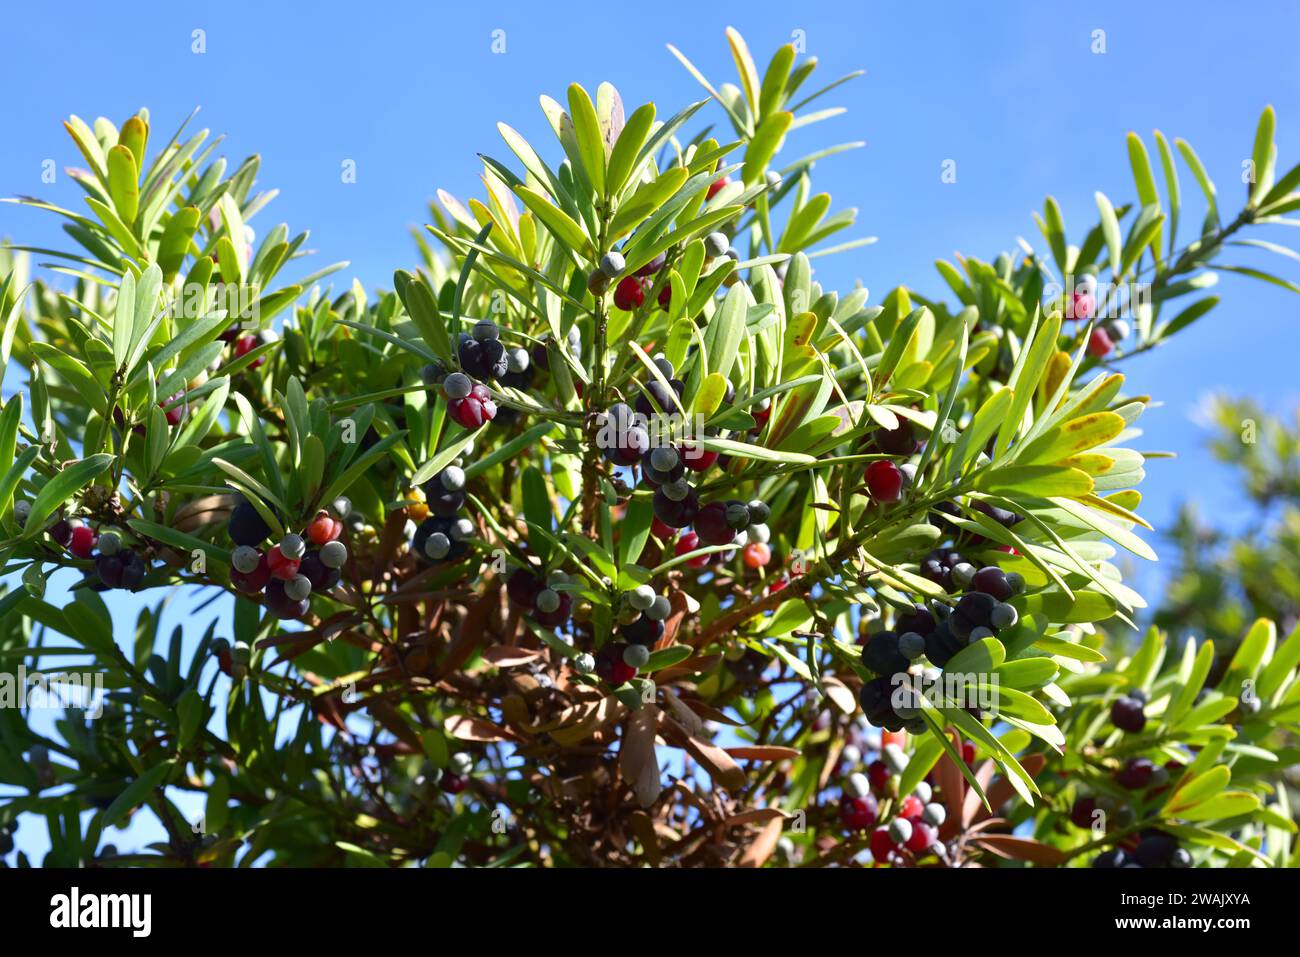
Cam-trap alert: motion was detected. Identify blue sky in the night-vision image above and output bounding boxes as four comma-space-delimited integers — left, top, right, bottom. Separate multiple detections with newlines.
2, 0, 1299, 860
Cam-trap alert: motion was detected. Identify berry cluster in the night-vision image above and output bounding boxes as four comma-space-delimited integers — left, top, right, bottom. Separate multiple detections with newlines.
507, 567, 573, 630
410, 465, 474, 565
228, 498, 349, 619
1093, 831, 1192, 869
839, 742, 945, 863
41, 511, 150, 592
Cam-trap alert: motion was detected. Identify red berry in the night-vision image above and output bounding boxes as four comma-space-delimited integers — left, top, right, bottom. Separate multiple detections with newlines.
234, 334, 266, 369
694, 502, 734, 546
651, 517, 676, 540
307, 511, 336, 546
1072, 290, 1095, 321
750, 404, 771, 432
442, 774, 467, 794
448, 387, 497, 429
742, 542, 771, 569
69, 524, 97, 559
1111, 696, 1147, 733
899, 795, 924, 820
770, 576, 789, 594
865, 460, 904, 503
839, 795, 878, 832
1070, 796, 1098, 829
707, 175, 731, 200
160, 392, 186, 426
905, 821, 936, 853
657, 284, 671, 309
1117, 758, 1155, 790
266, 545, 301, 581
679, 441, 719, 472
507, 568, 542, 608
613, 276, 646, 311
961, 741, 977, 765
869, 827, 898, 863
675, 530, 711, 569
881, 730, 907, 750
594, 643, 636, 685
866, 759, 891, 792
1088, 327, 1113, 358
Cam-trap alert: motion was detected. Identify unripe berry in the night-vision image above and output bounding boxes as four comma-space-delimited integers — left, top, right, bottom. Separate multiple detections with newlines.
232, 545, 262, 574
748, 522, 771, 544
599, 251, 626, 278
898, 631, 926, 660
845, 772, 871, 798
746, 499, 770, 524
472, 319, 500, 342
627, 585, 656, 611
921, 802, 946, 827
423, 533, 451, 560
990, 603, 1018, 629
704, 232, 729, 257
646, 595, 672, 621
97, 531, 122, 556
622, 644, 651, 669
443, 372, 473, 400
888, 817, 913, 844
573, 652, 596, 674
535, 588, 562, 614
319, 540, 347, 569
284, 574, 312, 602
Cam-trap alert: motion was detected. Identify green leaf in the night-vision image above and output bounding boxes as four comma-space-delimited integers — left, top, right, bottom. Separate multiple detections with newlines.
568, 84, 606, 198
1094, 191, 1122, 276
514, 186, 594, 260
976, 465, 1094, 498
23, 454, 115, 536
1249, 105, 1276, 205
606, 103, 656, 200
608, 167, 689, 242
106, 145, 140, 226
103, 760, 175, 830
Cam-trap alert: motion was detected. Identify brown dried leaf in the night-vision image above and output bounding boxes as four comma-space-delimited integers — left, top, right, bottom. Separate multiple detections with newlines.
970, 835, 1069, 866
821, 675, 858, 715
739, 816, 784, 868
444, 714, 518, 743
725, 746, 800, 762
680, 732, 744, 791
482, 645, 543, 667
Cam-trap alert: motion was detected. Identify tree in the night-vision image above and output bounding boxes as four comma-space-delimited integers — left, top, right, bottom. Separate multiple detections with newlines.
1, 30, 1298, 869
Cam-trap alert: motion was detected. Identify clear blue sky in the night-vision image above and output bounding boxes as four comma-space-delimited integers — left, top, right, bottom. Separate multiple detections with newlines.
2, 0, 1299, 860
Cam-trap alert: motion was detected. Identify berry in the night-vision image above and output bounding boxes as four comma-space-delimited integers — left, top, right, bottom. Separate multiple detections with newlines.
888, 817, 913, 844
231, 552, 272, 592
873, 420, 917, 456
448, 383, 497, 429
594, 643, 636, 685
266, 545, 301, 581
706, 175, 731, 200
1111, 696, 1147, 733
646, 595, 671, 620
635, 252, 666, 277
990, 603, 1018, 630
679, 440, 719, 472
1004, 572, 1025, 594
839, 795, 878, 831
442, 774, 467, 794
1170, 848, 1193, 868
532, 590, 571, 628
1116, 757, 1156, 790
298, 550, 341, 591
599, 251, 625, 278
704, 232, 729, 257
694, 502, 735, 546
307, 511, 337, 546
1071, 289, 1096, 321
229, 500, 272, 547
742, 542, 771, 569
536, 588, 561, 614
69, 524, 97, 559
1088, 326, 1114, 358
923, 620, 962, 667
472, 319, 499, 342
653, 485, 700, 529
898, 631, 926, 660
265, 579, 309, 620
319, 540, 348, 569
613, 276, 646, 311
623, 615, 664, 647
1134, 834, 1179, 869
657, 284, 672, 309
675, 530, 711, 568
160, 393, 186, 426
622, 643, 651, 669
508, 569, 542, 608
1092, 848, 1129, 868
866, 759, 892, 792
896, 605, 936, 636
232, 545, 262, 574
971, 566, 1013, 601
1104, 318, 1131, 342
443, 372, 473, 399
921, 803, 946, 827
627, 585, 656, 611
905, 820, 936, 853
862, 631, 909, 678
284, 574, 312, 602
1070, 797, 1098, 830
869, 828, 898, 863
899, 795, 924, 820
635, 379, 678, 418
865, 460, 904, 503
